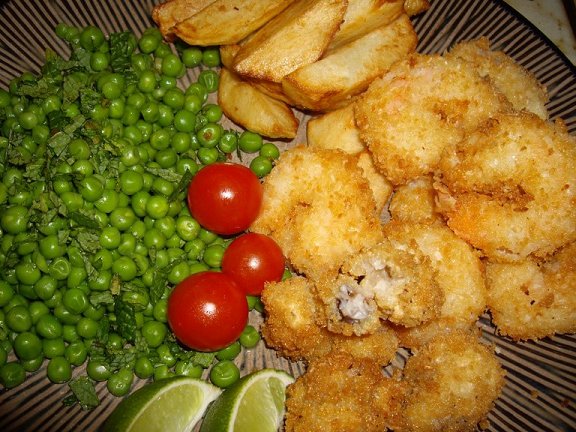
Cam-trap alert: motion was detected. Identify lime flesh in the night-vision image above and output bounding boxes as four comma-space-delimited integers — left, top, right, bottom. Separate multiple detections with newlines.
200, 369, 295, 432
101, 376, 222, 432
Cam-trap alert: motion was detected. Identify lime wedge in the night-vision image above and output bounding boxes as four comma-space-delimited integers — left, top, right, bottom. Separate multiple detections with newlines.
200, 369, 295, 432
101, 376, 222, 432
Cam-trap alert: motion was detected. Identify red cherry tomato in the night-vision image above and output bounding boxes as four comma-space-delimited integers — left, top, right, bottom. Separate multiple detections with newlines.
222, 233, 285, 296
167, 271, 249, 352
187, 163, 263, 236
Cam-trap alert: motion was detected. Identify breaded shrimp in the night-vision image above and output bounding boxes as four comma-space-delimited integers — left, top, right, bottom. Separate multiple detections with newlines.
383, 221, 487, 348
447, 37, 549, 119
354, 53, 512, 186
251, 145, 384, 279
395, 329, 505, 432
435, 111, 576, 262
388, 175, 440, 223
485, 240, 576, 340
284, 353, 397, 432
260, 276, 332, 361
315, 237, 444, 336
261, 275, 399, 363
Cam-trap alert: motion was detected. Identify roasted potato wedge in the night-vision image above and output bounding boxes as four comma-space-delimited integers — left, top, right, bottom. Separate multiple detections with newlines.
173, 0, 295, 46
152, 0, 217, 40
282, 14, 417, 111
219, 44, 242, 69
328, 0, 405, 50
306, 104, 364, 153
218, 68, 299, 139
232, 0, 348, 83
404, 0, 431, 16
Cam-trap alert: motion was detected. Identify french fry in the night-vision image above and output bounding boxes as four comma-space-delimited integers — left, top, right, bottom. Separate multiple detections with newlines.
152, 0, 217, 40
173, 0, 296, 46
218, 68, 299, 139
232, 0, 348, 83
404, 0, 431, 16
328, 0, 405, 50
281, 14, 417, 111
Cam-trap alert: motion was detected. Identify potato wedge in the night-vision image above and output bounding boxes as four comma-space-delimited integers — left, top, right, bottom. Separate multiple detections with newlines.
218, 68, 299, 139
220, 44, 242, 69
232, 0, 348, 83
306, 104, 364, 153
328, 0, 405, 50
404, 0, 431, 16
152, 0, 217, 40
282, 14, 417, 111
173, 0, 296, 46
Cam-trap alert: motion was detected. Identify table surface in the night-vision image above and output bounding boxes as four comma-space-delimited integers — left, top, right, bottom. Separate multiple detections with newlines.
504, 0, 576, 65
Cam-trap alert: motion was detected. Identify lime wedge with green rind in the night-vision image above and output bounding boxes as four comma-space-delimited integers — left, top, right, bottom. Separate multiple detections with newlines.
200, 369, 295, 432
101, 376, 222, 432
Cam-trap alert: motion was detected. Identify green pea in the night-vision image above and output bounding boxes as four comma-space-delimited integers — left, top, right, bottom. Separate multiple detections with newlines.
76, 317, 99, 339
198, 70, 219, 93
203, 243, 225, 268
216, 341, 241, 361
210, 360, 240, 388
142, 320, 167, 348
14, 332, 43, 361
6, 305, 32, 332
0, 362, 27, 389
62, 288, 88, 314
46, 356, 72, 383
87, 360, 112, 381
156, 344, 176, 367
239, 325, 261, 348
250, 155, 274, 178
134, 356, 154, 379
43, 338, 66, 358
65, 340, 88, 366
21, 355, 43, 372
239, 131, 263, 153
107, 368, 134, 397
175, 361, 203, 378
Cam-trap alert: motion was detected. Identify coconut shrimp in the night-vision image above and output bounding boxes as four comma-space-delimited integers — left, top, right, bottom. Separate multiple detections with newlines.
314, 237, 444, 336
395, 329, 505, 432
284, 353, 398, 432
354, 53, 512, 186
383, 221, 487, 348
388, 175, 440, 223
485, 240, 576, 340
447, 37, 549, 119
435, 111, 576, 262
261, 275, 399, 364
250, 145, 384, 279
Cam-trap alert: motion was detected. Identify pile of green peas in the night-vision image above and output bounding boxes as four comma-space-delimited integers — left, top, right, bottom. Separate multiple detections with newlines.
0, 23, 280, 397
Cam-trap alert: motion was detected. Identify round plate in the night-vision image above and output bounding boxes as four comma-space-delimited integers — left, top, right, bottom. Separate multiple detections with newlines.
0, 1, 574, 431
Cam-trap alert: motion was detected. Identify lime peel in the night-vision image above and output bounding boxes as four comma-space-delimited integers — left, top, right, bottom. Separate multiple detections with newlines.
200, 368, 295, 432
101, 376, 222, 432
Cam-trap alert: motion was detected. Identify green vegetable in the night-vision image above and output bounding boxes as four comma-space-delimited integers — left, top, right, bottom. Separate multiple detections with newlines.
209, 360, 240, 388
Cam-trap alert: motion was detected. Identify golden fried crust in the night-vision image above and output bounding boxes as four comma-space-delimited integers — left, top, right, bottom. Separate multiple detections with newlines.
436, 111, 576, 262
447, 37, 549, 119
354, 53, 512, 186
396, 330, 506, 432
261, 276, 332, 361
486, 241, 576, 340
285, 353, 397, 432
315, 237, 443, 336
383, 221, 487, 348
388, 176, 440, 223
251, 145, 384, 279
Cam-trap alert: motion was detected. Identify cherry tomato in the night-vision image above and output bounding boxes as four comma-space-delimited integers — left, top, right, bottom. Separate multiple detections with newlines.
167, 271, 248, 352
187, 163, 262, 235
222, 233, 285, 296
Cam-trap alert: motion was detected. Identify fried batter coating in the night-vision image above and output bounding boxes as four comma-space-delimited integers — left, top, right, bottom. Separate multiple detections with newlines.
261, 276, 332, 361
485, 240, 576, 340
251, 145, 384, 279
315, 238, 443, 336
354, 53, 512, 186
284, 353, 398, 432
395, 330, 505, 432
261, 275, 399, 363
388, 176, 440, 223
447, 37, 548, 119
436, 111, 576, 262
384, 221, 487, 348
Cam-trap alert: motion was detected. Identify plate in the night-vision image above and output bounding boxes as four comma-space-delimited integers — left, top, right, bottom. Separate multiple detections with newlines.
0, 0, 574, 431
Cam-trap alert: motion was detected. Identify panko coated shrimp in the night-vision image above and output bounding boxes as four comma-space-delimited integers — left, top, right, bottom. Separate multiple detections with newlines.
485, 240, 576, 340
435, 111, 576, 262
394, 329, 505, 432
354, 53, 512, 186
447, 37, 549, 119
315, 237, 444, 336
250, 145, 384, 279
388, 175, 440, 223
383, 221, 487, 348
